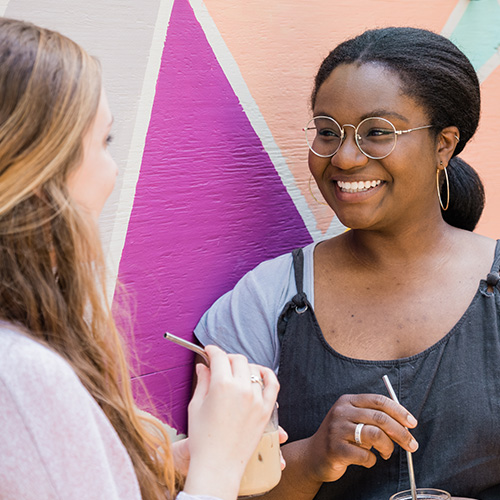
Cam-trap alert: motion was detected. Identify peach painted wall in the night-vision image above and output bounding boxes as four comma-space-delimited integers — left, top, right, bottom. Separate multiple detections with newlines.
5, 0, 500, 434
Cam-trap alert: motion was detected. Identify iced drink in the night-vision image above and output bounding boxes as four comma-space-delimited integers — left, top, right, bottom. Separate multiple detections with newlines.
238, 429, 281, 497
238, 403, 281, 498
389, 488, 451, 500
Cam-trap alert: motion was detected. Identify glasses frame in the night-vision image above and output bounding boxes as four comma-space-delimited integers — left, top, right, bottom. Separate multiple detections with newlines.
304, 115, 433, 160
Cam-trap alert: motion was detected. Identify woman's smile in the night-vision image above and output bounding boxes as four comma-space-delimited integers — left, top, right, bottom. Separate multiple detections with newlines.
332, 178, 385, 204
336, 179, 382, 193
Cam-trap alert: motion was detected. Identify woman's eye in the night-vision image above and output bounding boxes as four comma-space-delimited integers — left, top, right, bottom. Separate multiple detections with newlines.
318, 128, 340, 139
366, 128, 393, 137
106, 134, 114, 146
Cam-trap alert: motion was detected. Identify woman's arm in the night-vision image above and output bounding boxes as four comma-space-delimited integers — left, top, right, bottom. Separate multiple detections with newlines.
183, 346, 280, 500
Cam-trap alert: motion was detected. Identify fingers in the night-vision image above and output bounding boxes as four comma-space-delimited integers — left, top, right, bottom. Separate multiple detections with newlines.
353, 393, 417, 429
277, 426, 288, 470
189, 363, 211, 418
317, 393, 418, 474
350, 422, 395, 460
192, 363, 210, 399
228, 351, 253, 387
336, 442, 378, 470
205, 345, 257, 387
201, 346, 279, 408
259, 365, 280, 406
278, 426, 288, 445
203, 345, 232, 382
345, 394, 418, 453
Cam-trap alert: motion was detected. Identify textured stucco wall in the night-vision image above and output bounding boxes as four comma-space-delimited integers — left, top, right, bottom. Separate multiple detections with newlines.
5, 0, 500, 434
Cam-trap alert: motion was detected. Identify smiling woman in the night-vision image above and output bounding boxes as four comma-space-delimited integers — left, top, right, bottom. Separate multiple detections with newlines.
308, 62, 461, 233
195, 27, 499, 500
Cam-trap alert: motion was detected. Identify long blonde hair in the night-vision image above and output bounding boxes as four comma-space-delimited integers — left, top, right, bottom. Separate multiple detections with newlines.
0, 18, 179, 499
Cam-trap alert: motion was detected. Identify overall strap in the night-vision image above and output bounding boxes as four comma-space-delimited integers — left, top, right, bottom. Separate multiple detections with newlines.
290, 248, 308, 311
277, 248, 309, 343
486, 239, 500, 289
291, 248, 305, 294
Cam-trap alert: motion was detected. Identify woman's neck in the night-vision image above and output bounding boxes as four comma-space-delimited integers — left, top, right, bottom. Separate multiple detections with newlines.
333, 218, 458, 274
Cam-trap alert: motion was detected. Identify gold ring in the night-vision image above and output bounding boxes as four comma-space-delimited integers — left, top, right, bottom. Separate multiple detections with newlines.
250, 374, 264, 389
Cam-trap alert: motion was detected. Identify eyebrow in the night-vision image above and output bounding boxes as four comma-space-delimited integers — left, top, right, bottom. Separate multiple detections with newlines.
314, 110, 409, 123
361, 110, 409, 122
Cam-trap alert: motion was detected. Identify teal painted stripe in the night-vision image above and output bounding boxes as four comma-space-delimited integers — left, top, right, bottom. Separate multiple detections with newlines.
449, 0, 500, 72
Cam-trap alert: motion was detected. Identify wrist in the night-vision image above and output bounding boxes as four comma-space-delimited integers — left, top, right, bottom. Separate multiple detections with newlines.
184, 457, 245, 500
285, 438, 325, 487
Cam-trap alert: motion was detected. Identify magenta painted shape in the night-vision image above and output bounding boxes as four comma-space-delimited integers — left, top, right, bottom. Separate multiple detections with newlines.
116, 0, 312, 432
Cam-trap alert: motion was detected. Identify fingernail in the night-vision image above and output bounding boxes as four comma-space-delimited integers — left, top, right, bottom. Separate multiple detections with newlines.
407, 414, 417, 427
409, 439, 419, 452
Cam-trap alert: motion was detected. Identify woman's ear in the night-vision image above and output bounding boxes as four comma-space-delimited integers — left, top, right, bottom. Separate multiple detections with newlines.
436, 126, 460, 168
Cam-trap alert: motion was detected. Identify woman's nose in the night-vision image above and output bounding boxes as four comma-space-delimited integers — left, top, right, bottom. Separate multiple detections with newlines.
331, 125, 369, 170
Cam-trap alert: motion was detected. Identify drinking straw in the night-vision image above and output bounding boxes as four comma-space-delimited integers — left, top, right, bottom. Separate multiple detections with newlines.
164, 332, 209, 364
382, 375, 417, 500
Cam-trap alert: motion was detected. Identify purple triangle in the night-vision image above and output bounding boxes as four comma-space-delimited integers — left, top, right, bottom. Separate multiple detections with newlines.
116, 0, 312, 431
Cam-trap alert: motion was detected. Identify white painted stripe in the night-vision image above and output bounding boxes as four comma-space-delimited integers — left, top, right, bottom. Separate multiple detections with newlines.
477, 48, 500, 83
441, 0, 469, 38
106, 0, 175, 300
0, 1, 8, 16
328, 215, 347, 236
189, 0, 343, 242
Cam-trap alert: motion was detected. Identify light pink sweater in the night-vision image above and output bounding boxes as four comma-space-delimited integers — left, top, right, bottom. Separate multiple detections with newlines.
0, 324, 218, 500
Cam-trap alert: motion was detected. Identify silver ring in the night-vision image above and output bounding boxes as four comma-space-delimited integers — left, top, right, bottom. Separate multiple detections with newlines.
250, 374, 264, 389
354, 423, 364, 445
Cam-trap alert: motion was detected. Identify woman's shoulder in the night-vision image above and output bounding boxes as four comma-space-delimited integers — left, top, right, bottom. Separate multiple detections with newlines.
0, 323, 79, 391
195, 243, 317, 369
246, 242, 316, 285
0, 322, 96, 426
0, 323, 141, 499
213, 244, 313, 304
451, 230, 498, 274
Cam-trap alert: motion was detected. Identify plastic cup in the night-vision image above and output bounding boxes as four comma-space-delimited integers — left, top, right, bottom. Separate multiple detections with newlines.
238, 404, 281, 498
389, 488, 451, 500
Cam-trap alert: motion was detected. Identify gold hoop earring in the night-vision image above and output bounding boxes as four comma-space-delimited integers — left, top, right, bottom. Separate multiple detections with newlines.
308, 174, 328, 206
436, 161, 450, 211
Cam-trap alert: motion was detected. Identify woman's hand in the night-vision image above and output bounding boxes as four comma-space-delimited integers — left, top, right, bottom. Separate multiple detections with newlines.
171, 427, 287, 478
183, 345, 279, 500
171, 438, 190, 478
303, 393, 418, 483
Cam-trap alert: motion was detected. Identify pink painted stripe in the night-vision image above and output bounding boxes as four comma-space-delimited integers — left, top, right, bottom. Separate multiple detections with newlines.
116, 0, 311, 431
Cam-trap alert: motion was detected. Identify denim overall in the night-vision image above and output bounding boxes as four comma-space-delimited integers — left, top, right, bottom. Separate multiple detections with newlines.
277, 245, 500, 500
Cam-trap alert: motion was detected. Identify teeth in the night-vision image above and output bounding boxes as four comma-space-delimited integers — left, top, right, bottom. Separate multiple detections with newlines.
337, 180, 381, 193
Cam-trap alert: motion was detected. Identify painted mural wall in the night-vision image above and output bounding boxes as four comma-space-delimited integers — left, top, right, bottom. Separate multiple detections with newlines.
6, 0, 500, 435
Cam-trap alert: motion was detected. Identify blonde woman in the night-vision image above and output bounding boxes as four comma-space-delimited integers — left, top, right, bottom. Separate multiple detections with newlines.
0, 18, 279, 500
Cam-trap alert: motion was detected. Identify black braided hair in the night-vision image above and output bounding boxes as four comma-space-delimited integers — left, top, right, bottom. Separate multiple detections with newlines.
311, 27, 484, 231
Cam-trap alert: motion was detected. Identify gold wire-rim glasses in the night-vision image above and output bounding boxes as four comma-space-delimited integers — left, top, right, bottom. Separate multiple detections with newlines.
304, 115, 433, 160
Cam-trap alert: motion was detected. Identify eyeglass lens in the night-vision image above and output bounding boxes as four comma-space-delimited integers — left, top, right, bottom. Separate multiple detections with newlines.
305, 117, 397, 159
